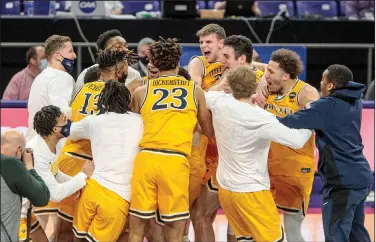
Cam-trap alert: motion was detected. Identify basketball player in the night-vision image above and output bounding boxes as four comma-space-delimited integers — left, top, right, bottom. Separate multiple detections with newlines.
264, 49, 320, 241
187, 24, 226, 242
209, 34, 265, 241
206, 65, 312, 242
75, 29, 140, 94
128, 63, 201, 242
55, 48, 133, 242
129, 37, 214, 242
25, 105, 94, 242
71, 81, 143, 242
211, 35, 265, 94
27, 35, 76, 142
127, 63, 191, 94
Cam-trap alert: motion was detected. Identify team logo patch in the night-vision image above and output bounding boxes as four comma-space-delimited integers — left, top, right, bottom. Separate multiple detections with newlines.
301, 168, 311, 173
289, 92, 296, 99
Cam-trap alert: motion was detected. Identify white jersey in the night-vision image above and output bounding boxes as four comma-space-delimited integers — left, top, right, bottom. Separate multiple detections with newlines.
27, 67, 74, 141
74, 64, 141, 95
69, 112, 143, 201
26, 135, 87, 202
205, 91, 312, 193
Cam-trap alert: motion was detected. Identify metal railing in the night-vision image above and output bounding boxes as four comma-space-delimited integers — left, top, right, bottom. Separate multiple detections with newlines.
1, 42, 375, 84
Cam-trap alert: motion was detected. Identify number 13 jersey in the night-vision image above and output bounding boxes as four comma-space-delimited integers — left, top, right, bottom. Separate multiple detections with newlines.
60, 81, 105, 157
139, 75, 198, 157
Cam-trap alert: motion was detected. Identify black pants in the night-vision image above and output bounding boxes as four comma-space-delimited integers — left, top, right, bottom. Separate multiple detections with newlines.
322, 185, 371, 242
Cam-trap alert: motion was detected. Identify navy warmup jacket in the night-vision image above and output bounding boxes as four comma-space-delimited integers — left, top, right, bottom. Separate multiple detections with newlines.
279, 81, 373, 190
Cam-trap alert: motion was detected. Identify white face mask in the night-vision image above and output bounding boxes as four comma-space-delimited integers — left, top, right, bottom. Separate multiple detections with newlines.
40, 58, 48, 71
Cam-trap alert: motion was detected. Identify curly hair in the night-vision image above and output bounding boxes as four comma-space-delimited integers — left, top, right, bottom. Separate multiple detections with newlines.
270, 49, 303, 79
96, 29, 122, 50
34, 105, 61, 137
97, 80, 131, 114
224, 35, 253, 63
84, 65, 100, 84
149, 37, 182, 71
96, 48, 137, 71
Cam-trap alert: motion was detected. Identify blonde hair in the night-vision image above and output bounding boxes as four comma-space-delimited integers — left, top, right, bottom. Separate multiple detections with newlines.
44, 35, 72, 58
196, 24, 226, 40
227, 66, 257, 99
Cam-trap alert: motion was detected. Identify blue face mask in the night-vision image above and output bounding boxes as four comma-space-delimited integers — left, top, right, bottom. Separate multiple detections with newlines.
59, 119, 72, 137
59, 54, 75, 73
40, 58, 48, 71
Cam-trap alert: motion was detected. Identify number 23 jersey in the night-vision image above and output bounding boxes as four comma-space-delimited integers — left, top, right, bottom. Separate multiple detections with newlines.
139, 75, 198, 157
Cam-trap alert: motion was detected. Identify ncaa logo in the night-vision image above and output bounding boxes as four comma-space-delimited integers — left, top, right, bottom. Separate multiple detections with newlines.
289, 92, 296, 99
79, 0, 97, 13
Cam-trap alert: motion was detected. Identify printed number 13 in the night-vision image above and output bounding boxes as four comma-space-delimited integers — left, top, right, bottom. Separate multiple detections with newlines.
79, 93, 102, 115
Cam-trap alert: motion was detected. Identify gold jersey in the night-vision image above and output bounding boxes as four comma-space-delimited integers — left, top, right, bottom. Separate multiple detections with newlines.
139, 75, 198, 156
60, 81, 105, 158
265, 79, 315, 177
191, 56, 225, 91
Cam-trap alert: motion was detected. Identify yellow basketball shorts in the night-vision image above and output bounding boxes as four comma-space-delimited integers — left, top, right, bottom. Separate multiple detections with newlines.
189, 133, 208, 205
58, 152, 90, 222
129, 149, 190, 222
19, 214, 40, 241
219, 188, 285, 242
270, 175, 314, 216
154, 173, 203, 226
189, 133, 208, 179
203, 136, 219, 193
72, 179, 129, 242
34, 200, 59, 216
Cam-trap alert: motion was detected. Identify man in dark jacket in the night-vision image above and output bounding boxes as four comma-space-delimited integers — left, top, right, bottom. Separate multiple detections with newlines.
279, 64, 373, 242
1, 129, 50, 242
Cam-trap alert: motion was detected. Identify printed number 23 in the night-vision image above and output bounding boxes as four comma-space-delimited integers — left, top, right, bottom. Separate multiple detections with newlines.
152, 88, 188, 110
79, 93, 102, 115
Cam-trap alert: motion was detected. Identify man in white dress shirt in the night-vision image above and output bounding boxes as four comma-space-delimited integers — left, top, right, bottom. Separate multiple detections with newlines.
70, 81, 143, 242
24, 105, 94, 242
205, 66, 312, 242
27, 35, 77, 142
74, 29, 140, 94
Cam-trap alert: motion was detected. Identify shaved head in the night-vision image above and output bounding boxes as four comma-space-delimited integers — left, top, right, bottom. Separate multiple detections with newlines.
1, 129, 26, 158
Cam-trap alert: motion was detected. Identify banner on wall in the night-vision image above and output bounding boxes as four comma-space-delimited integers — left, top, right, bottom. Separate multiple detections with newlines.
1, 107, 374, 171
180, 46, 307, 80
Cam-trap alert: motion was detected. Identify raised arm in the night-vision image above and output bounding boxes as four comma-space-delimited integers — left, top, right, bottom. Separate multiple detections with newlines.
196, 86, 215, 137
258, 116, 313, 149
188, 57, 204, 87
69, 115, 92, 141
279, 98, 330, 130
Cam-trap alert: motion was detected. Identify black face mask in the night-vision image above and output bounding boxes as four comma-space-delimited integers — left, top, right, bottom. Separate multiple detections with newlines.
139, 56, 149, 65
118, 72, 128, 84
